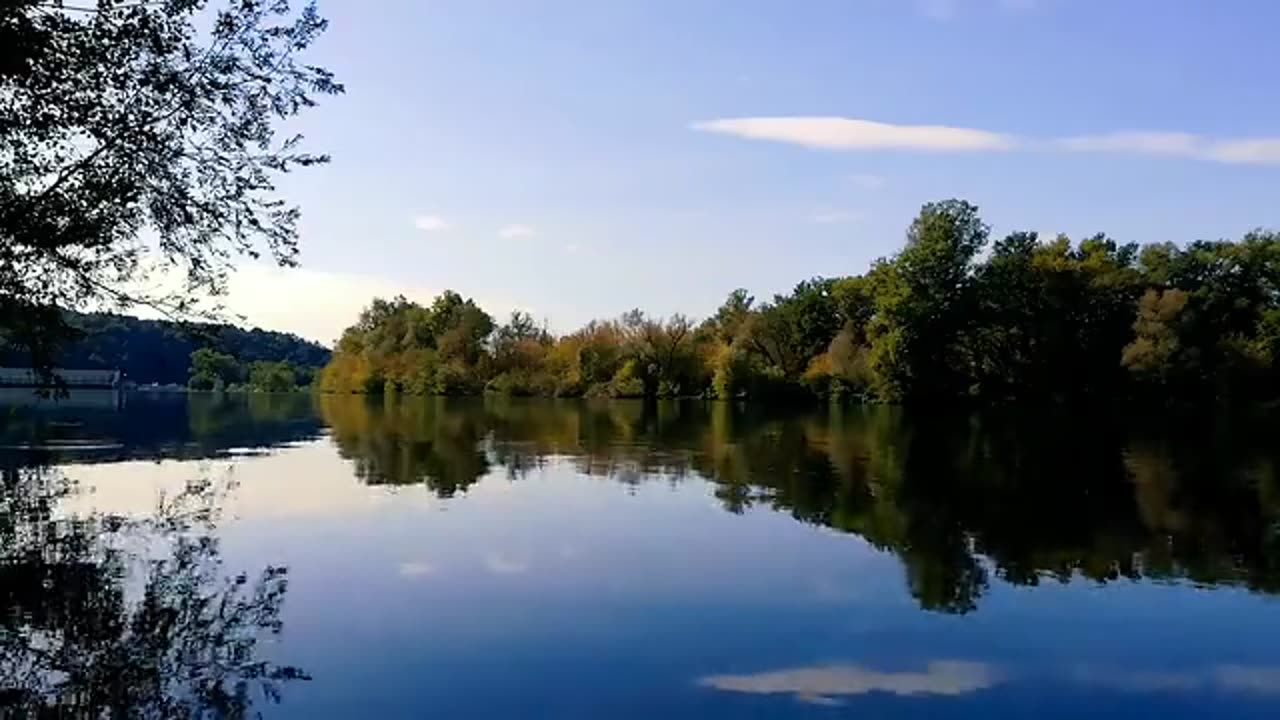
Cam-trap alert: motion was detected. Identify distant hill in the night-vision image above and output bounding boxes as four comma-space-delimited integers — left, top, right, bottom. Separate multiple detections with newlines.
0, 313, 330, 386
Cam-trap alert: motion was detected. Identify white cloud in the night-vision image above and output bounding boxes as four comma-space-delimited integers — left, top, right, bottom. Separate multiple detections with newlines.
848, 173, 886, 190
1205, 138, 1280, 165
484, 551, 529, 575
413, 215, 449, 232
1072, 665, 1280, 695
1058, 132, 1280, 165
699, 662, 999, 706
1215, 665, 1280, 694
498, 223, 537, 239
1056, 132, 1203, 157
398, 561, 436, 577
696, 115, 1280, 165
810, 210, 862, 224
693, 117, 1017, 152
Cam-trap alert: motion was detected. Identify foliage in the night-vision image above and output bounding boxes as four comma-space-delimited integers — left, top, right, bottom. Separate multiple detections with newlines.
247, 360, 296, 393
321, 293, 495, 395
188, 347, 238, 390
0, 0, 340, 379
320, 201, 1280, 407
0, 311, 329, 386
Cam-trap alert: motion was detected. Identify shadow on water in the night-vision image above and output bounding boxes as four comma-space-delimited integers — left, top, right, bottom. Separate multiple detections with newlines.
0, 459, 308, 716
319, 395, 1280, 614
0, 391, 324, 464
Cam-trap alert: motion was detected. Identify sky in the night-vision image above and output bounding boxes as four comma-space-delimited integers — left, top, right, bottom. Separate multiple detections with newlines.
221, 0, 1280, 345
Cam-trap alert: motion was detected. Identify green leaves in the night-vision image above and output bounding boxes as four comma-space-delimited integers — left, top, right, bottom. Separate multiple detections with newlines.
1, 0, 340, 373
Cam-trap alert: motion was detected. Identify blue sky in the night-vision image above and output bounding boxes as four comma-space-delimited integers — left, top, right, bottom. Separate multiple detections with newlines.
227, 0, 1280, 344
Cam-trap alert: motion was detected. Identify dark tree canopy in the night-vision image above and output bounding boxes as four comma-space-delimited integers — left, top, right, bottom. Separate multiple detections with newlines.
0, 311, 330, 385
0, 0, 341, 372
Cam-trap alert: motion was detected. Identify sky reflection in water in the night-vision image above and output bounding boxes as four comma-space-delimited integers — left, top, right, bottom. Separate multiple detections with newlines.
3, 394, 1280, 718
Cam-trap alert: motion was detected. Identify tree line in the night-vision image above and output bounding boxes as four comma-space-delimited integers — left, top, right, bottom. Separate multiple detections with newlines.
0, 312, 331, 387
187, 348, 315, 392
322, 199, 1280, 405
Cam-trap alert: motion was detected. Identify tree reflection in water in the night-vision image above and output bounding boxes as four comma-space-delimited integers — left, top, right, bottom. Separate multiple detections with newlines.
0, 461, 306, 717
321, 395, 1280, 614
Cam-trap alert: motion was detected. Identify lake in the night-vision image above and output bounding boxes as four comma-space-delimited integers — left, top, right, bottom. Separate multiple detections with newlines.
2, 393, 1279, 718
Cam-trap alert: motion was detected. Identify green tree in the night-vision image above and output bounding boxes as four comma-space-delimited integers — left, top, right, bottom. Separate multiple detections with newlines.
188, 348, 239, 390
707, 289, 755, 345
1122, 289, 1191, 387
248, 360, 297, 393
742, 279, 840, 379
0, 0, 341, 377
322, 291, 495, 395
868, 200, 989, 401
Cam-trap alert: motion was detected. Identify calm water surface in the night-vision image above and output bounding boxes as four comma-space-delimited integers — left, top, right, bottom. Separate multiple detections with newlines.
2, 393, 1279, 717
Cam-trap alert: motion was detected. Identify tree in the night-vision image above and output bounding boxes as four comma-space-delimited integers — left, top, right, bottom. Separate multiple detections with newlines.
0, 311, 329, 385
831, 275, 874, 341
620, 310, 698, 397
741, 279, 840, 379
868, 200, 989, 401
321, 291, 495, 395
487, 311, 553, 396
0, 0, 341, 376
188, 348, 239, 390
248, 360, 296, 392
313, 200, 1280, 406
707, 289, 754, 344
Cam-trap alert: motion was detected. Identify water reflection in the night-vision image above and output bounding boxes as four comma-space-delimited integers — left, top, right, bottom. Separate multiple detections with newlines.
698, 661, 1001, 705
320, 396, 1280, 613
1072, 665, 1280, 695
0, 461, 306, 716
3, 393, 1278, 717
0, 392, 323, 464
698, 661, 1280, 706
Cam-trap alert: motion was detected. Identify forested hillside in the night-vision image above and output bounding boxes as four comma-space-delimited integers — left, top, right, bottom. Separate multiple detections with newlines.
0, 313, 330, 386
321, 199, 1280, 406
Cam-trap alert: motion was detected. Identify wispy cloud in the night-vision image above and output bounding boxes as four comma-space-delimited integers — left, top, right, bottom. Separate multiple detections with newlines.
1056, 132, 1205, 157
498, 223, 537, 239
695, 115, 1280, 165
413, 215, 449, 232
398, 561, 436, 577
1209, 139, 1280, 165
694, 117, 1016, 152
1058, 132, 1280, 165
810, 210, 862, 224
484, 551, 529, 575
1073, 665, 1280, 695
699, 661, 999, 706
